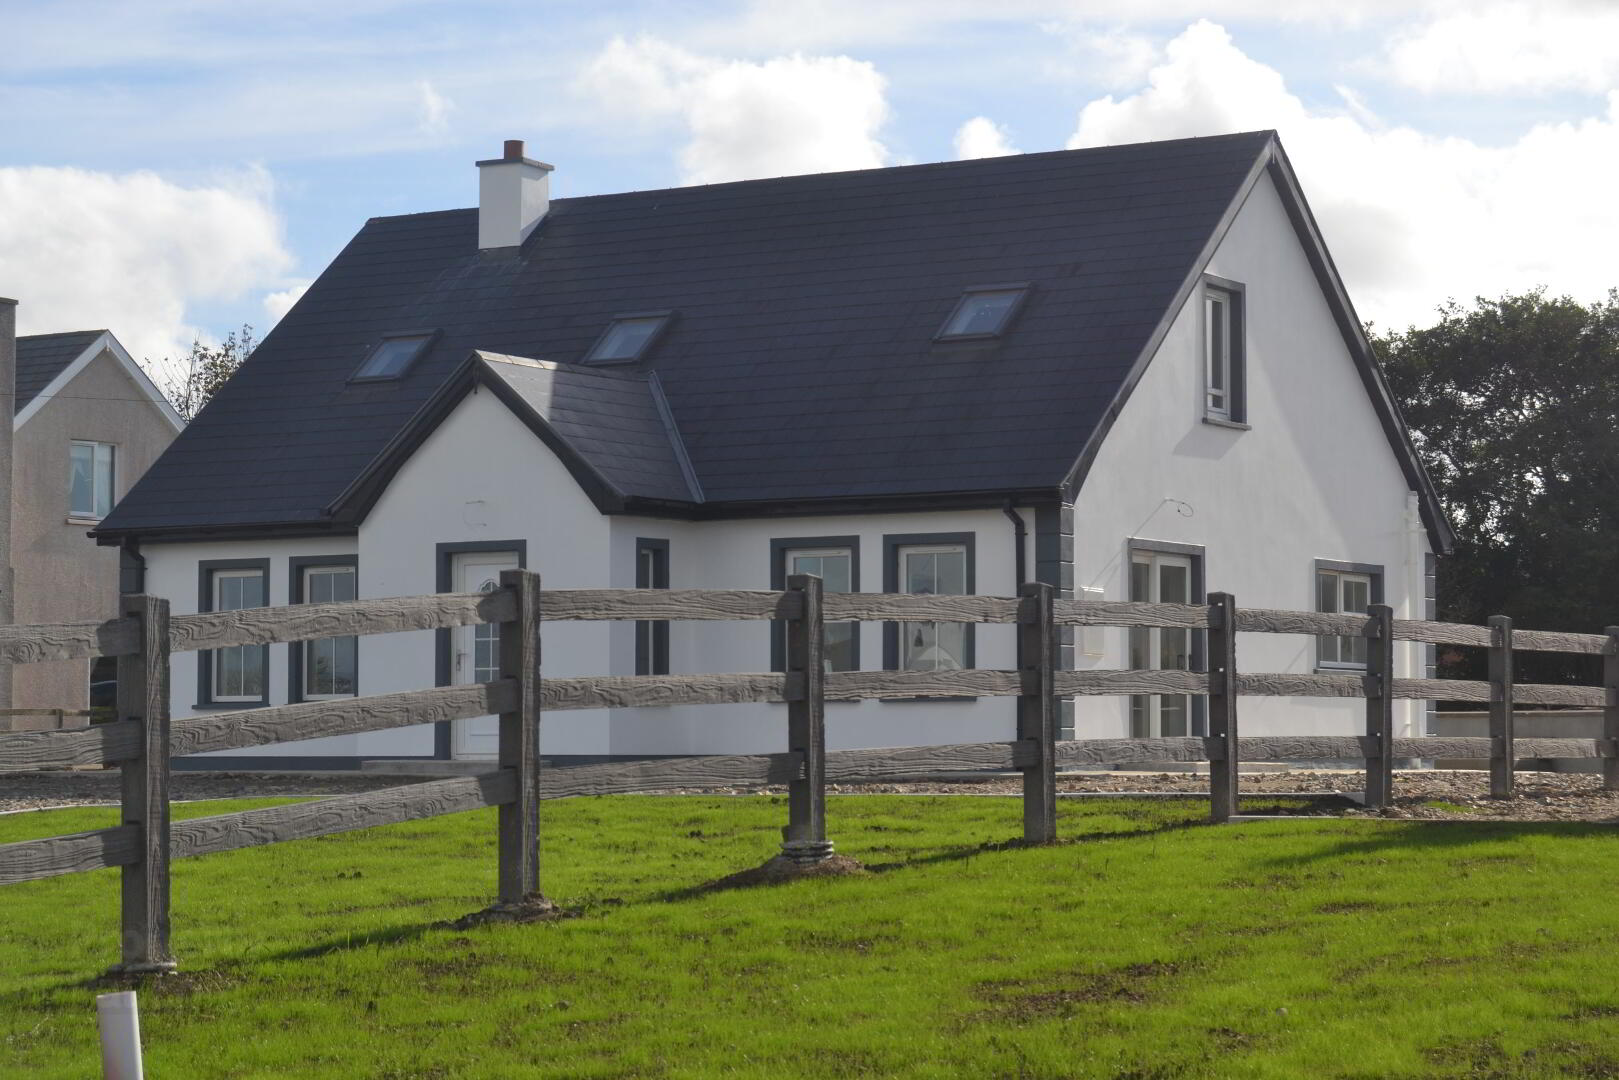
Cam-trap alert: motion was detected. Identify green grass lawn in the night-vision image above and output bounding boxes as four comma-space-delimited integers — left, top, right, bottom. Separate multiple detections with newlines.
5, 795, 1619, 1079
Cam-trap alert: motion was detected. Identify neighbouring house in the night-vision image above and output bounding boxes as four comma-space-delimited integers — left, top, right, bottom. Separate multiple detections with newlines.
91, 131, 1451, 770
0, 315, 184, 727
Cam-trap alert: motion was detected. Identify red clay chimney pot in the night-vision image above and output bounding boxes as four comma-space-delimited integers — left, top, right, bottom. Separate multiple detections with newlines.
504, 139, 524, 161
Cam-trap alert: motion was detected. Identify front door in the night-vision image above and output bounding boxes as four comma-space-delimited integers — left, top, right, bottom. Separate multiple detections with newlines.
1129, 550, 1196, 737
451, 550, 520, 760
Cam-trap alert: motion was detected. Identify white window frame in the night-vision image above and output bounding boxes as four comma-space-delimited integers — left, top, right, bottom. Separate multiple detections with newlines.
69, 440, 116, 520
786, 546, 858, 673
1317, 569, 1375, 670
1128, 549, 1198, 738
1204, 286, 1235, 419
211, 568, 267, 703
898, 543, 969, 672
299, 564, 358, 700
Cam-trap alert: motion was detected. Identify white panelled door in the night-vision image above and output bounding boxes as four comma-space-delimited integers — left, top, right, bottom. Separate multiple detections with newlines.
451, 551, 520, 760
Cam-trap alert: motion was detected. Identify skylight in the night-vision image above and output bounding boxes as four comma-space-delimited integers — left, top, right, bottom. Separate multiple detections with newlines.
937, 286, 1030, 340
587, 312, 670, 363
352, 334, 433, 381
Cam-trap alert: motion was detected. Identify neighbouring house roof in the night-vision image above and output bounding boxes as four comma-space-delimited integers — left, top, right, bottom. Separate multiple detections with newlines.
92, 131, 1452, 551
15, 330, 104, 413
13, 329, 184, 432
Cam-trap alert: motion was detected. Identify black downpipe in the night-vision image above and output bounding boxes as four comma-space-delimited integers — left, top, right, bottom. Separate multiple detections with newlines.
1002, 500, 1027, 588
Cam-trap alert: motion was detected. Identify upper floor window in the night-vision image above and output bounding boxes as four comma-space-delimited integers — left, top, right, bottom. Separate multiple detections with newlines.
353, 333, 432, 381
70, 440, 115, 519
937, 285, 1029, 340
588, 312, 671, 364
1316, 562, 1382, 669
1203, 279, 1246, 423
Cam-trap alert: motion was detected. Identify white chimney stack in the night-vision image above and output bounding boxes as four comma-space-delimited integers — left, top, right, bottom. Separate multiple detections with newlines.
477, 139, 553, 252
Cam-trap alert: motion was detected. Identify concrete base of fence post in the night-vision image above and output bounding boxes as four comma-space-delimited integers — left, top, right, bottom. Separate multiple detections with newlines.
779, 839, 836, 866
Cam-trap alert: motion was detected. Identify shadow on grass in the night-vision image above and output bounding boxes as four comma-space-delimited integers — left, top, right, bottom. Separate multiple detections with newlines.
1254, 817, 1617, 872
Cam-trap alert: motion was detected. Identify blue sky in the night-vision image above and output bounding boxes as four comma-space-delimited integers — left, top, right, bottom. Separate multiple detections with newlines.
3, 0, 1617, 381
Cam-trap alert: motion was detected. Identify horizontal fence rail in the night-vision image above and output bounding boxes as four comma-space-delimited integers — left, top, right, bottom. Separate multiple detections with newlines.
4, 580, 1617, 975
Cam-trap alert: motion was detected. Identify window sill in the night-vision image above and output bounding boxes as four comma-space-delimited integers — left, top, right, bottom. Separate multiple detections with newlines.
1314, 666, 1369, 676
1201, 416, 1251, 432
67, 515, 103, 525
878, 696, 980, 704
191, 701, 271, 711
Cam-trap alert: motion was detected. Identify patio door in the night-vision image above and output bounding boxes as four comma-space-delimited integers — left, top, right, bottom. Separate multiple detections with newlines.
451, 550, 519, 760
1129, 549, 1198, 737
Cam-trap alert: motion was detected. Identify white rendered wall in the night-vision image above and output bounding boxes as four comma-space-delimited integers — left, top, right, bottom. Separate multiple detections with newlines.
1071, 169, 1434, 739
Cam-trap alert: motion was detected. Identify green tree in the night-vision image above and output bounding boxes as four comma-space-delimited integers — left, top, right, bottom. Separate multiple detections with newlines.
1373, 289, 1619, 682
157, 324, 255, 422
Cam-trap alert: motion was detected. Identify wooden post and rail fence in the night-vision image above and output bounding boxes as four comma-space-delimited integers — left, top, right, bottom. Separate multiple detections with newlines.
1, 576, 1616, 972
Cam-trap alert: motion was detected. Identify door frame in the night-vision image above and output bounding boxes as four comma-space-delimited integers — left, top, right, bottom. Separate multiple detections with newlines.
434, 540, 528, 759
1126, 538, 1206, 737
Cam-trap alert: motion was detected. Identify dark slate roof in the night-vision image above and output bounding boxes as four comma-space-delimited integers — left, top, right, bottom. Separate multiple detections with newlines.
15, 330, 103, 414
98, 132, 1294, 534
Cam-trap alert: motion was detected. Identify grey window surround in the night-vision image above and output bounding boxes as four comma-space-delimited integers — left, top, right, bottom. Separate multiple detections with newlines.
1314, 558, 1385, 672
433, 540, 527, 759
349, 329, 439, 384
882, 531, 976, 696
287, 554, 359, 704
770, 535, 861, 677
585, 310, 675, 365
635, 538, 670, 677
1202, 274, 1247, 425
934, 282, 1032, 342
195, 558, 271, 710
1126, 538, 1207, 736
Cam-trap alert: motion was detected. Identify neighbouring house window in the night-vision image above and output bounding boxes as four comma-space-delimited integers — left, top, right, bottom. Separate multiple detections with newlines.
1128, 541, 1205, 738
636, 540, 670, 676
884, 534, 975, 672
70, 441, 115, 518
937, 285, 1029, 340
293, 560, 358, 699
1316, 562, 1383, 669
1204, 280, 1245, 422
352, 333, 433, 381
588, 312, 671, 363
200, 562, 269, 705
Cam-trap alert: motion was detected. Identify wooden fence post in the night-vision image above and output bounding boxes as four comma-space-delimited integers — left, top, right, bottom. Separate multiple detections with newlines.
1363, 604, 1395, 809
1604, 627, 1619, 792
1488, 614, 1514, 800
1018, 581, 1057, 844
114, 595, 174, 974
782, 573, 831, 864
497, 570, 543, 905
1206, 592, 1239, 823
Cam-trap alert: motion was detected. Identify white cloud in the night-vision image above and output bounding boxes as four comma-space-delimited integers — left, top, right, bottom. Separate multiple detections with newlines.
1066, 20, 1619, 330
263, 281, 311, 325
0, 165, 292, 379
576, 36, 890, 185
415, 80, 453, 136
1386, 4, 1619, 95
953, 117, 1019, 159
1043, 23, 1162, 90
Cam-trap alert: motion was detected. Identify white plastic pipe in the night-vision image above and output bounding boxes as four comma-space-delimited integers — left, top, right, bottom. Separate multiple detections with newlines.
96, 991, 144, 1080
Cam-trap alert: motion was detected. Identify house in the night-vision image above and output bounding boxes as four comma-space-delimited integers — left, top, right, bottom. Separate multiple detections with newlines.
90, 131, 1451, 770
0, 310, 184, 727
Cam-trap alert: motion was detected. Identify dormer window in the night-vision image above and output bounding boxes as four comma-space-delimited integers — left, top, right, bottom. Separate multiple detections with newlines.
587, 311, 671, 364
353, 333, 433, 382
937, 285, 1029, 340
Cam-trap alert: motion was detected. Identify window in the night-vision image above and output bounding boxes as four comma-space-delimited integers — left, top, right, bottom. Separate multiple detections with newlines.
70, 441, 115, 518
292, 558, 358, 700
1203, 278, 1245, 423
773, 540, 859, 673
353, 334, 432, 381
199, 561, 269, 706
635, 540, 670, 676
937, 285, 1029, 340
1127, 541, 1205, 738
884, 533, 974, 672
1317, 561, 1383, 669
588, 312, 671, 363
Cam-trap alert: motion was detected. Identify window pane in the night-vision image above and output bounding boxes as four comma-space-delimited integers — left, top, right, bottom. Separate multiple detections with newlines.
1317, 572, 1338, 614
1160, 695, 1189, 737
935, 551, 967, 595
590, 317, 664, 362
825, 622, 856, 672
93, 443, 114, 517
1160, 628, 1190, 671
1207, 296, 1227, 392
1130, 559, 1150, 603
1130, 696, 1150, 738
1158, 563, 1190, 604
942, 290, 1021, 337
906, 552, 935, 594
1343, 577, 1371, 614
70, 443, 94, 515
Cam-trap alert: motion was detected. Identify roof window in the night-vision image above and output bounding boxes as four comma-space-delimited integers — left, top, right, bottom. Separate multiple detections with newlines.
937, 285, 1030, 340
586, 312, 671, 364
352, 333, 433, 381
